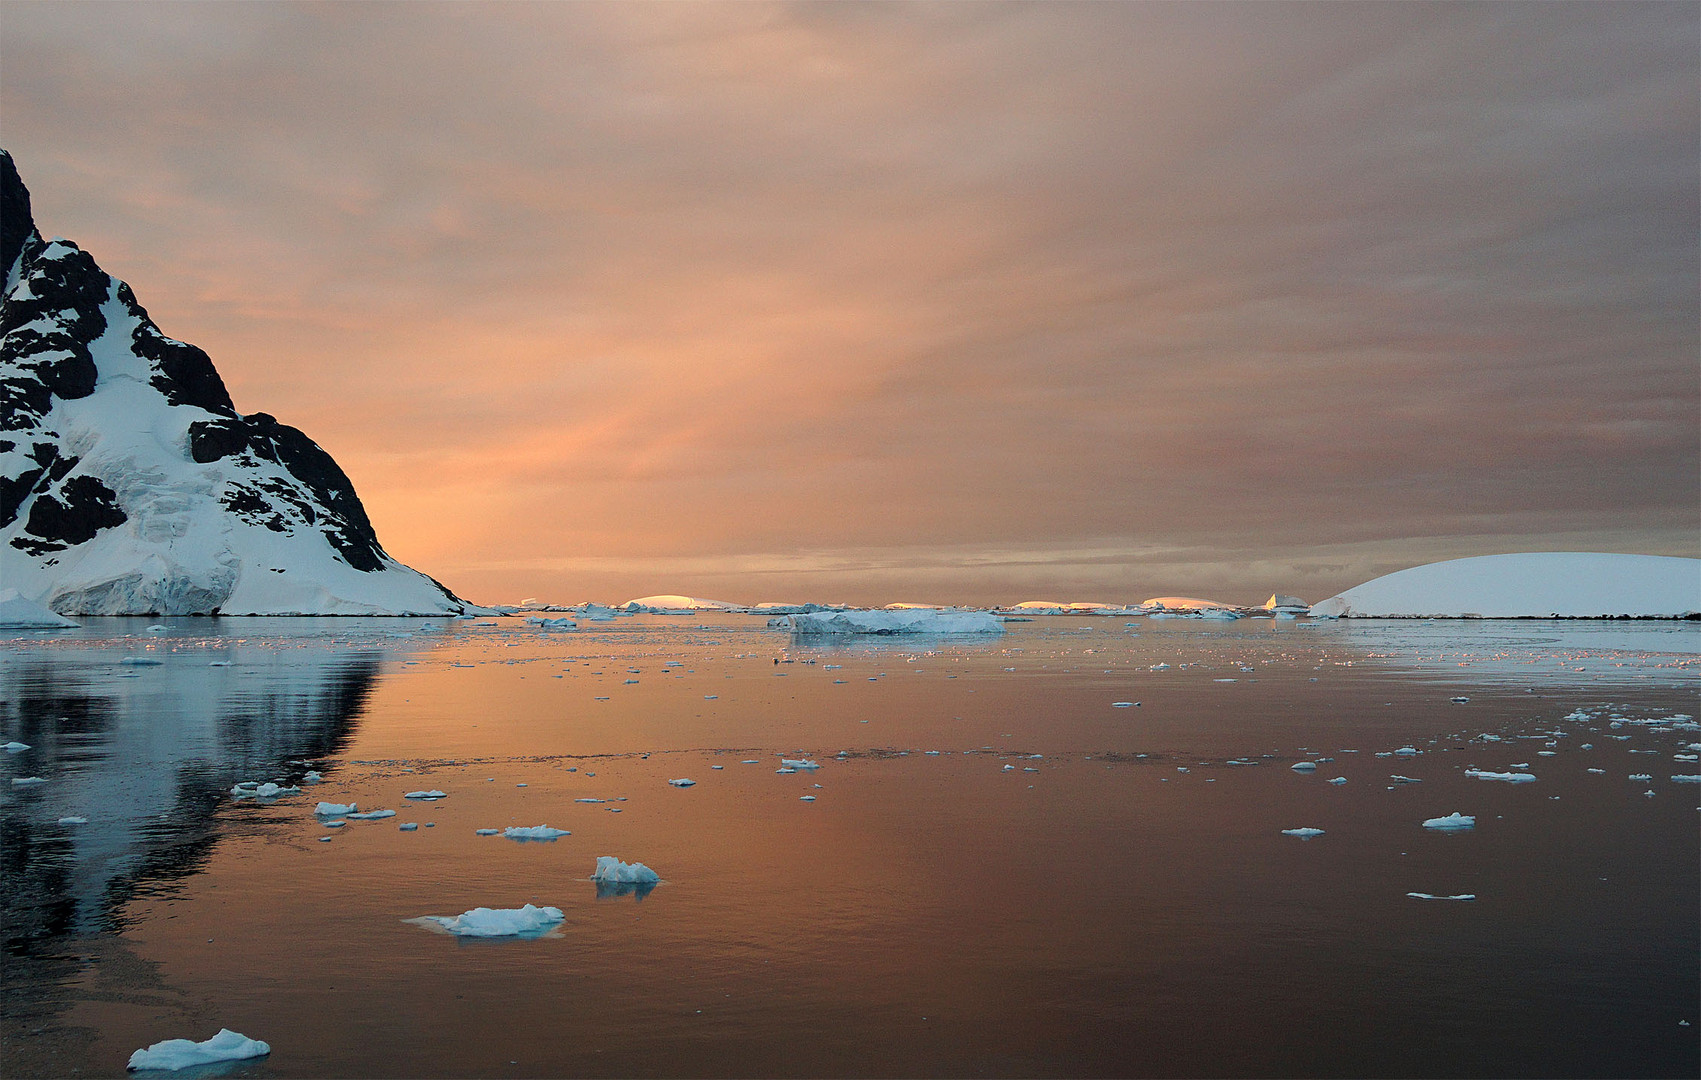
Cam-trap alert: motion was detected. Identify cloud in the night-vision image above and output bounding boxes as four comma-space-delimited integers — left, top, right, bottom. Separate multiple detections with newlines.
3, 1, 1694, 604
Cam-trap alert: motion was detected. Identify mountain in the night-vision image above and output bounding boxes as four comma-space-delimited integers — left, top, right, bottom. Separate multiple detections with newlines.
1308, 553, 1701, 618
0, 150, 473, 615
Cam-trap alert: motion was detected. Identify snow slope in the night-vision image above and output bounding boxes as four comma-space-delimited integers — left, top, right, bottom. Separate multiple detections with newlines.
1309, 553, 1701, 618
0, 150, 470, 615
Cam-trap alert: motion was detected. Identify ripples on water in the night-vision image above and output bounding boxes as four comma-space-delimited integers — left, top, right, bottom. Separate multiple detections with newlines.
2, 616, 1697, 1078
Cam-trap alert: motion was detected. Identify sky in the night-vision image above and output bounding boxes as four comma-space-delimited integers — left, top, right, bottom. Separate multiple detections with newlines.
2, 1, 1696, 607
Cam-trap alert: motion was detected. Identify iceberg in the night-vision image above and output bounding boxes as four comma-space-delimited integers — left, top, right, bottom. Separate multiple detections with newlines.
127, 1028, 270, 1072
1465, 769, 1537, 783
503, 825, 569, 840
592, 856, 660, 884
1281, 827, 1325, 838
346, 809, 396, 820
0, 588, 77, 628
314, 801, 356, 815
11, 776, 47, 786
667, 778, 696, 787
1308, 553, 1701, 618
411, 904, 564, 937
403, 790, 447, 800
230, 781, 300, 799
1407, 893, 1476, 901
3, 741, 29, 752
622, 594, 739, 613
1422, 813, 1476, 830
780, 758, 820, 770
777, 609, 1004, 635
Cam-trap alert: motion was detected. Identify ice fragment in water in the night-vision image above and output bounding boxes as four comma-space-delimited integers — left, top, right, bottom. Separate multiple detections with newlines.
1327, 777, 1348, 785
668, 778, 696, 787
346, 809, 396, 820
404, 790, 448, 800
231, 781, 300, 799
1465, 770, 1536, 783
3, 742, 29, 752
1281, 828, 1325, 838
1670, 775, 1701, 783
1394, 747, 1419, 756
411, 904, 564, 937
1407, 893, 1476, 901
314, 802, 356, 815
504, 825, 569, 840
593, 856, 660, 884
800, 795, 816, 801
1422, 813, 1476, 830
1291, 761, 1317, 772
127, 1028, 270, 1071
11, 776, 47, 786
58, 816, 88, 825
120, 657, 163, 666
399, 823, 418, 831
475, 828, 501, 835
780, 758, 820, 770
776, 767, 797, 774
574, 798, 605, 804
1389, 776, 1421, 784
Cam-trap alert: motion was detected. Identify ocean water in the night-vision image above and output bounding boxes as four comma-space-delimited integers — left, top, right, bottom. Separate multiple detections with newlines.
2, 615, 1696, 1078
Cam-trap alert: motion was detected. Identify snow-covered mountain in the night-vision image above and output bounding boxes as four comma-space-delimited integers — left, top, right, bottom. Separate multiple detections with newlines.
0, 150, 472, 615
1309, 553, 1701, 618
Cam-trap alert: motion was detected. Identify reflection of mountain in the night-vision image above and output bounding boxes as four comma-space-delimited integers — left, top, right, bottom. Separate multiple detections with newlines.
0, 645, 381, 955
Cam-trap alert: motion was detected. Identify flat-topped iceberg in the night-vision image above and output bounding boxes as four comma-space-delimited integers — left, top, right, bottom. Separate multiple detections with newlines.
410, 904, 564, 937
504, 825, 569, 840
127, 1028, 269, 1071
1309, 553, 1701, 618
1422, 813, 1476, 830
777, 608, 1004, 635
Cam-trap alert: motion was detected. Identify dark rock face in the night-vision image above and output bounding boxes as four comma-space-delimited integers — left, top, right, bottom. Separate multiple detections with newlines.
0, 147, 466, 612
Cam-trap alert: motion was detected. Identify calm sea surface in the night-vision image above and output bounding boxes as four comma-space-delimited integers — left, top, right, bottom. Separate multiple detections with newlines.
3, 615, 1697, 1078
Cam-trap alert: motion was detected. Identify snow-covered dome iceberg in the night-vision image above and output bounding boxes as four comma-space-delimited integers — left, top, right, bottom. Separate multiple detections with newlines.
1309, 553, 1701, 619
0, 150, 472, 615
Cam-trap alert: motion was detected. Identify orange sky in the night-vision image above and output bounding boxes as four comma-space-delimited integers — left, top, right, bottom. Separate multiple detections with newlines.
3, 2, 1696, 607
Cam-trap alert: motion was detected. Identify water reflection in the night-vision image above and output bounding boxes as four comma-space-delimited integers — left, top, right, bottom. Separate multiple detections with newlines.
594, 879, 658, 902
1, 641, 383, 947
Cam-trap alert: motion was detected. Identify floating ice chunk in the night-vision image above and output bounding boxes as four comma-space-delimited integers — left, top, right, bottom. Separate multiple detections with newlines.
145, 624, 167, 632
1112, 702, 1135, 708
1450, 697, 1470, 704
403, 790, 448, 800
1407, 893, 1476, 901
1282, 828, 1324, 838
322, 820, 345, 828
1422, 813, 1476, 830
1327, 777, 1348, 785
399, 823, 418, 831
1670, 775, 1701, 783
1389, 776, 1421, 784
11, 776, 47, 786
1465, 770, 1536, 783
741, 760, 760, 764
1150, 663, 1170, 671
667, 778, 696, 787
504, 825, 569, 840
1001, 764, 1015, 771
1627, 774, 1652, 782
231, 782, 300, 799
800, 795, 816, 801
3, 741, 30, 752
346, 809, 396, 820
58, 816, 87, 825
780, 758, 820, 770
412, 904, 564, 937
593, 856, 660, 884
314, 802, 356, 815
1587, 768, 1605, 774
1479, 734, 1501, 742
1291, 761, 1317, 772
1394, 747, 1419, 756
475, 828, 501, 835
781, 609, 1003, 635
776, 767, 797, 774
127, 1028, 270, 1071
574, 798, 605, 803
302, 770, 322, 783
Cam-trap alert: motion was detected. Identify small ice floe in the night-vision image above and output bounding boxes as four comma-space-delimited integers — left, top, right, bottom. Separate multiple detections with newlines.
1450, 697, 1470, 704
475, 828, 501, 836
1587, 768, 1606, 774
1389, 776, 1422, 784
1407, 892, 1475, 901
302, 770, 322, 783
1328, 777, 1348, 785
1670, 775, 1701, 783
1479, 734, 1501, 742
504, 825, 569, 840
1422, 813, 1476, 830
780, 758, 820, 770
1465, 770, 1536, 783
1281, 828, 1325, 838
145, 624, 167, 632
741, 760, 760, 765
1112, 701, 1135, 708
1150, 663, 1170, 671
1394, 747, 1419, 756
11, 776, 47, 786
208, 660, 231, 667
57, 816, 87, 825
574, 798, 605, 804
399, 823, 418, 831
404, 790, 448, 800
409, 904, 564, 938
1001, 764, 1015, 771
1627, 774, 1653, 782
1291, 761, 1317, 772
322, 820, 345, 828
127, 1028, 270, 1072
346, 809, 396, 820
593, 856, 660, 884
231, 781, 300, 799
667, 778, 696, 787
800, 795, 816, 801
3, 741, 29, 753
120, 657, 163, 666
776, 767, 797, 774
314, 802, 356, 816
